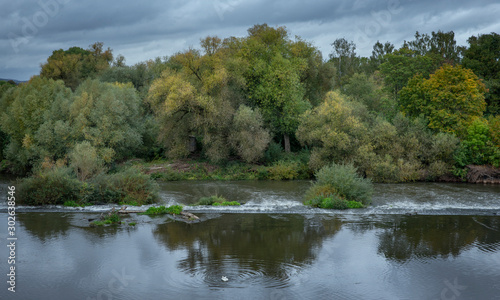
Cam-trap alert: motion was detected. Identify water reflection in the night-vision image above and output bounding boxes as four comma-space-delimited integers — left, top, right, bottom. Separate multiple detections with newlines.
377, 215, 500, 261
153, 214, 342, 287
19, 212, 72, 242
7, 212, 500, 299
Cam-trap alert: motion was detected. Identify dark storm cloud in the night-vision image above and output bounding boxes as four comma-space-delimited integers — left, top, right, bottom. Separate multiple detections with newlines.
1, 0, 499, 80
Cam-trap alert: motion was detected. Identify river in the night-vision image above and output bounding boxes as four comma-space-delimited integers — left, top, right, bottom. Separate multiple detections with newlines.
0, 179, 499, 299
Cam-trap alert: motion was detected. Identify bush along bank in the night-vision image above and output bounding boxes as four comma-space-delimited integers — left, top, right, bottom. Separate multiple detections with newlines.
138, 154, 313, 181
304, 162, 373, 210
17, 166, 159, 206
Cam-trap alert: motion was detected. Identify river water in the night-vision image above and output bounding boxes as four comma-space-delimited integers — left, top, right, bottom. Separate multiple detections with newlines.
1, 178, 499, 299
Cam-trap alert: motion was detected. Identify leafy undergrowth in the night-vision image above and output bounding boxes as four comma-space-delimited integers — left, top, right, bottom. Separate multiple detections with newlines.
91, 212, 122, 226
193, 195, 241, 206
63, 200, 92, 207
139, 205, 183, 215
134, 157, 312, 181
304, 195, 365, 210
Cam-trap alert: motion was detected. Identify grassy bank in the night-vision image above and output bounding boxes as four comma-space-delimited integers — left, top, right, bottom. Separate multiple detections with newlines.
126, 157, 313, 181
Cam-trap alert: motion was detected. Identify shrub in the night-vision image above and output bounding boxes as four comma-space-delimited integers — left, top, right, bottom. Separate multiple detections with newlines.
296, 91, 369, 170
69, 141, 106, 181
212, 201, 241, 206
194, 195, 241, 206
452, 118, 500, 168
314, 162, 373, 205
196, 195, 224, 205
427, 160, 450, 180
321, 196, 349, 210
156, 167, 186, 181
141, 205, 183, 215
17, 167, 82, 205
63, 200, 79, 207
304, 196, 324, 208
268, 160, 299, 180
304, 184, 337, 202
347, 201, 364, 209
366, 155, 400, 183
304, 194, 363, 210
91, 212, 122, 226
166, 205, 183, 214
264, 141, 284, 164
88, 167, 159, 205
63, 200, 91, 207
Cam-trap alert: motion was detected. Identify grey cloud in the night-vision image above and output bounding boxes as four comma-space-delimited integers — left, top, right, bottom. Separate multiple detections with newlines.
1, 0, 498, 80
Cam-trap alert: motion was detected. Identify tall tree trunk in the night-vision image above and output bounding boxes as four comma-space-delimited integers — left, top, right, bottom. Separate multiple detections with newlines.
283, 133, 290, 153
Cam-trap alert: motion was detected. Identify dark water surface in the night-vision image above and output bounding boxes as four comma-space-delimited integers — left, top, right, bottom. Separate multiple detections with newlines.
0, 179, 499, 299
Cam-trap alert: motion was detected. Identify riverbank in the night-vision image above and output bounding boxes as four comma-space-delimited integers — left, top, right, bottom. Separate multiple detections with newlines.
125, 158, 312, 181
127, 158, 500, 184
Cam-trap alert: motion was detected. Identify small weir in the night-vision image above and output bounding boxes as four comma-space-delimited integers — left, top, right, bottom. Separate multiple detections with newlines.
2, 180, 499, 215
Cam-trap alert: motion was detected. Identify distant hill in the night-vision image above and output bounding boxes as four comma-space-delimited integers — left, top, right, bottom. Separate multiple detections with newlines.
0, 78, 26, 84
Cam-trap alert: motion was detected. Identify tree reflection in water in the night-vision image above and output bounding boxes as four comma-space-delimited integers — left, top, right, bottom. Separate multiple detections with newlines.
18, 212, 72, 242
377, 215, 500, 262
153, 214, 343, 283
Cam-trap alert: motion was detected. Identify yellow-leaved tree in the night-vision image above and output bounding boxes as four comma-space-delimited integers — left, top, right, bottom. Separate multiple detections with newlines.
399, 64, 486, 136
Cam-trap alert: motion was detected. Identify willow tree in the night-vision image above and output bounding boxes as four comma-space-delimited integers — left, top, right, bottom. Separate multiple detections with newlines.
297, 91, 368, 170
69, 79, 144, 162
147, 52, 236, 162
229, 105, 270, 163
0, 77, 73, 173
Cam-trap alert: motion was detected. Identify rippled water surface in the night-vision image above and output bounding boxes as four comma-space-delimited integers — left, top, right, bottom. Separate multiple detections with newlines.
0, 178, 499, 299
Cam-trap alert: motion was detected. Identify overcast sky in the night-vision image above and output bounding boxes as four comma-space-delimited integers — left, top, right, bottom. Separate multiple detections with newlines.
1, 0, 499, 81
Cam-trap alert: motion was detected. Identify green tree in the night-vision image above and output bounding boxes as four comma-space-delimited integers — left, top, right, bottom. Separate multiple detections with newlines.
329, 38, 358, 88
379, 47, 434, 99
399, 64, 487, 135
403, 30, 459, 66
147, 65, 235, 162
343, 73, 396, 117
0, 81, 16, 162
234, 24, 313, 152
40, 42, 113, 90
0, 77, 73, 173
291, 37, 335, 106
296, 91, 368, 170
99, 58, 169, 100
461, 32, 500, 114
454, 118, 500, 167
228, 105, 270, 163
369, 41, 394, 71
251, 53, 309, 152
70, 80, 144, 161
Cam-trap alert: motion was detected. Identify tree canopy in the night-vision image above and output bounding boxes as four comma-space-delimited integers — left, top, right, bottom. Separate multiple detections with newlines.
399, 64, 486, 135
40, 42, 113, 90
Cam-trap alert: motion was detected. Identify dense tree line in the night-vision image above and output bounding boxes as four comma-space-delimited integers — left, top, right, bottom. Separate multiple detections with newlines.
1, 25, 499, 184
